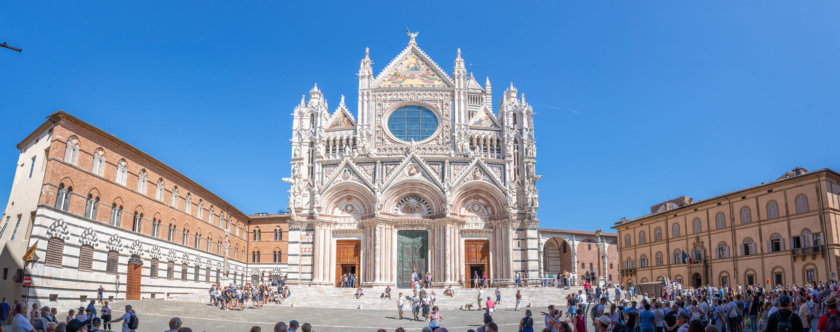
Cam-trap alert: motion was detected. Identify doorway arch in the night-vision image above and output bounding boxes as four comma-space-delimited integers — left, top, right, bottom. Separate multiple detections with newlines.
543, 237, 573, 276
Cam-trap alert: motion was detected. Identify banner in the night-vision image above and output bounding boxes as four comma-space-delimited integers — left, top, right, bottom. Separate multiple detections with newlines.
22, 240, 38, 262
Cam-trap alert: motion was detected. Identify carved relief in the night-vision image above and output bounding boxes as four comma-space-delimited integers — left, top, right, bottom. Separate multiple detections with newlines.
78, 227, 98, 247
106, 234, 122, 252
46, 219, 70, 241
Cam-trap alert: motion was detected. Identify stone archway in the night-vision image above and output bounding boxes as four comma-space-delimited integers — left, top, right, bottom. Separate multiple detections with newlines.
543, 237, 573, 278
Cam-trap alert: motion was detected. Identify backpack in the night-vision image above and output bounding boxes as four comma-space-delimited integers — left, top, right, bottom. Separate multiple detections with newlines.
728, 303, 739, 318
614, 312, 628, 332
776, 311, 794, 332
128, 312, 139, 329
827, 312, 840, 332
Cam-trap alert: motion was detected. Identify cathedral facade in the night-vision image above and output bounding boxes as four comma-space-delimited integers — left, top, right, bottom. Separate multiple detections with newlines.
284, 34, 542, 287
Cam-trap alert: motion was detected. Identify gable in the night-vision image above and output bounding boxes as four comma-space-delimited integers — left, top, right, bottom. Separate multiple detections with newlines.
328, 109, 355, 130
381, 53, 446, 87
469, 108, 500, 128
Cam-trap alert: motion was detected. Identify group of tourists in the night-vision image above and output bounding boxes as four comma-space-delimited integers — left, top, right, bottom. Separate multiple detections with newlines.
1, 297, 138, 332
339, 273, 359, 288
209, 281, 292, 310
164, 316, 311, 332
396, 288, 439, 323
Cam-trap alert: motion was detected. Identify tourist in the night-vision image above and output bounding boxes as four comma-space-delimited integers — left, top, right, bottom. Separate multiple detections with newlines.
676, 312, 691, 332
165, 317, 182, 332
0, 298, 11, 323
288, 320, 299, 332
519, 309, 535, 332
486, 297, 495, 316
495, 287, 501, 304
542, 305, 558, 331
46, 322, 57, 332
108, 305, 137, 332
515, 290, 523, 311
421, 292, 431, 321
89, 317, 102, 332
476, 287, 484, 310
796, 297, 810, 332
101, 301, 111, 332
300, 323, 311, 332
688, 320, 705, 332
476, 314, 493, 332
249, 326, 261, 332
516, 272, 522, 287
558, 321, 573, 332
765, 296, 804, 332
97, 285, 105, 305
87, 301, 97, 320
355, 287, 365, 299
640, 303, 656, 332
30, 303, 40, 323
74, 307, 88, 323
397, 292, 405, 320
273, 322, 287, 332
574, 309, 587, 332
595, 315, 612, 332
383, 285, 392, 299
13, 303, 34, 332
444, 285, 454, 297
428, 306, 442, 329
66, 310, 75, 324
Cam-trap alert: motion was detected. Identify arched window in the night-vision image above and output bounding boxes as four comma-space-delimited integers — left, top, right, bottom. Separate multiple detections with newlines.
206, 235, 211, 252
106, 250, 119, 274
672, 249, 682, 264
137, 169, 147, 194
84, 194, 99, 219
672, 223, 680, 237
194, 233, 200, 249
181, 263, 188, 281
115, 159, 128, 185
655, 252, 663, 266
208, 206, 215, 223
78, 244, 94, 271
639, 254, 648, 268
46, 237, 65, 267
151, 219, 160, 238
253, 227, 261, 241
91, 149, 106, 176
717, 242, 730, 258
741, 237, 755, 256
156, 178, 165, 201
167, 261, 175, 279
109, 204, 123, 227
795, 194, 809, 214
768, 233, 784, 252
715, 212, 726, 229
274, 227, 282, 241
654, 227, 662, 241
132, 212, 142, 232
273, 249, 282, 263
766, 201, 779, 219
182, 228, 189, 246
171, 186, 179, 207
692, 218, 702, 234
638, 231, 646, 245
624, 234, 631, 247
55, 184, 72, 211
624, 257, 634, 269
197, 199, 203, 219
64, 137, 80, 165
252, 250, 260, 263
167, 224, 175, 242
185, 193, 192, 214
740, 206, 752, 224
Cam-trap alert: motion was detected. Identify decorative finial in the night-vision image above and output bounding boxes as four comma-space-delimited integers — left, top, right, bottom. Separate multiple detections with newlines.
457, 48, 462, 59
339, 95, 346, 107
300, 94, 306, 106
365, 47, 369, 59
485, 77, 491, 86
406, 29, 419, 45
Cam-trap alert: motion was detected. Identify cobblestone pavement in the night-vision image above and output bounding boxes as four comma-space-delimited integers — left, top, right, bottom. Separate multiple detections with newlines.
112, 299, 591, 332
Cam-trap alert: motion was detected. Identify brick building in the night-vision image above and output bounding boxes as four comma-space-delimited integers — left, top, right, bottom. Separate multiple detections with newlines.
613, 168, 840, 288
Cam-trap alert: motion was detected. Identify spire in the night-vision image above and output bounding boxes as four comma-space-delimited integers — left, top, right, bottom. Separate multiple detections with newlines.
364, 47, 369, 60
300, 94, 306, 107
454, 48, 466, 74
485, 77, 491, 88
339, 95, 346, 108
358, 47, 373, 78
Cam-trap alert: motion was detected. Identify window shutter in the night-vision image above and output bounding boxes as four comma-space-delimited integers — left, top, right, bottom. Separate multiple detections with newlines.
780, 238, 785, 251
740, 244, 745, 256
767, 240, 772, 253
46, 238, 64, 267
78, 245, 93, 271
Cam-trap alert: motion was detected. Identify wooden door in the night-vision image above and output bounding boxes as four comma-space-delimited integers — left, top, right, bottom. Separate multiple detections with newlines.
126, 255, 142, 300
464, 240, 490, 287
397, 231, 428, 288
335, 240, 360, 287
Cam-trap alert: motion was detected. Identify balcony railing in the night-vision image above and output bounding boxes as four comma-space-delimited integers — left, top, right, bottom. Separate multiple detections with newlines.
791, 245, 824, 257
620, 268, 636, 275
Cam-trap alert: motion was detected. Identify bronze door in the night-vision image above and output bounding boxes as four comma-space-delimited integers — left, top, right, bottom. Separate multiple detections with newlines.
397, 230, 427, 288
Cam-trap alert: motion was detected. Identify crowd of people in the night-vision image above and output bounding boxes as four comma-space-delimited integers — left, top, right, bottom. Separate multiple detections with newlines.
208, 281, 292, 311
0, 297, 138, 332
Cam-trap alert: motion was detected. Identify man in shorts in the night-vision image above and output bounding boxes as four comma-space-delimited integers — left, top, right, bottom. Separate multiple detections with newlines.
397, 292, 405, 320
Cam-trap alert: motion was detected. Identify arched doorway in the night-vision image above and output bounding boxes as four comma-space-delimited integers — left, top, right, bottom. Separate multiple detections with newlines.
692, 273, 702, 288
126, 255, 142, 300
543, 237, 573, 281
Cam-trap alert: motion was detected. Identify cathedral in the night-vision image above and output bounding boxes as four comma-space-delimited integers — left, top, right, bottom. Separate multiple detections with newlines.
284, 33, 542, 287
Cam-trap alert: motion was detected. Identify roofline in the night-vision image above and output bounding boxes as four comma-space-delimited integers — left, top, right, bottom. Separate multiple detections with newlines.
538, 229, 617, 237
41, 110, 250, 219
611, 168, 840, 229
248, 213, 291, 219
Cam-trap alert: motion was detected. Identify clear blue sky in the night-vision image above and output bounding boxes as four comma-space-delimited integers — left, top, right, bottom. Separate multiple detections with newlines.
1, 1, 838, 232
